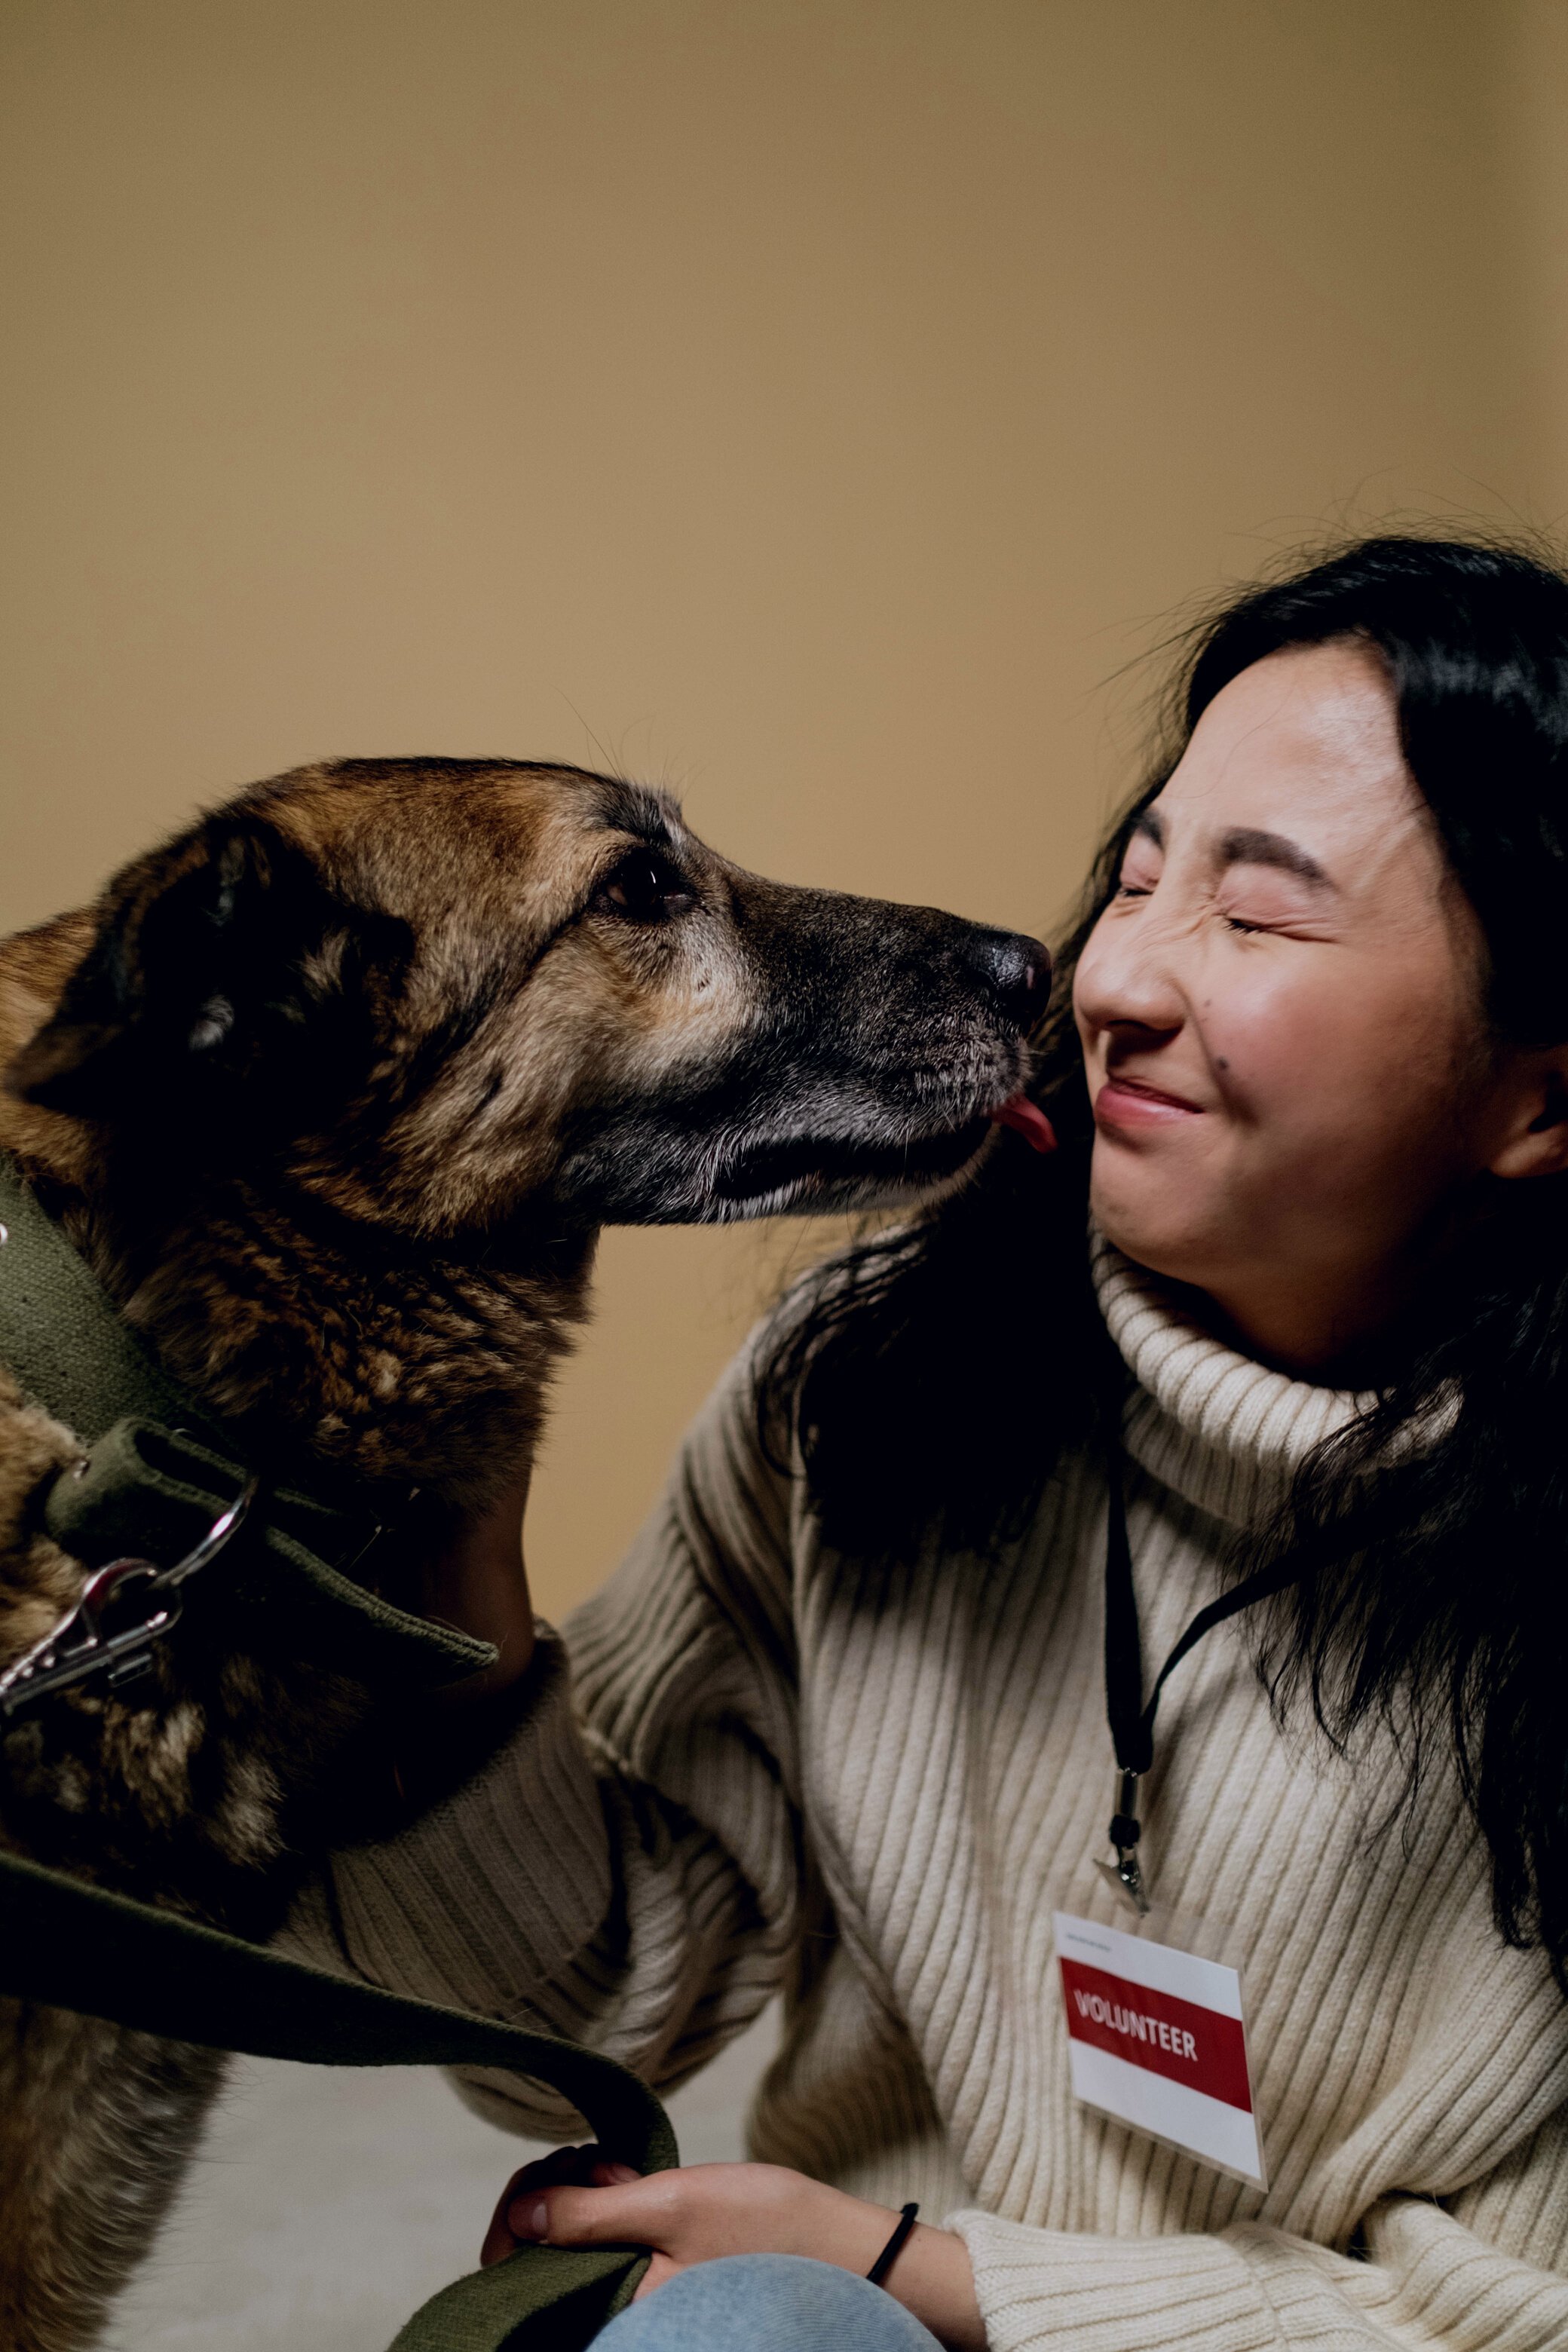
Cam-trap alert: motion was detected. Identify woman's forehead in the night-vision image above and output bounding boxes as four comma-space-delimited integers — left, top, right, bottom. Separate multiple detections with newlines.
1153, 642, 1434, 876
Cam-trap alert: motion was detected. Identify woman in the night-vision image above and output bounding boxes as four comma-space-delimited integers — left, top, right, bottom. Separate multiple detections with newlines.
302, 536, 1568, 2349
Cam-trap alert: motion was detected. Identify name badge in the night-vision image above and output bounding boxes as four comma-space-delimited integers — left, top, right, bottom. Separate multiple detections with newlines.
1053, 1909, 1266, 2188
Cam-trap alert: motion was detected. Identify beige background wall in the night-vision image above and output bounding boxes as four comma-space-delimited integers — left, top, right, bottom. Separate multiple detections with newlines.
2, 1, 1563, 1617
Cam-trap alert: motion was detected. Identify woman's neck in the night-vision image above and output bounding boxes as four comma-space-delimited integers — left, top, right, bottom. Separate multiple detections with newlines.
1165, 1269, 1412, 1387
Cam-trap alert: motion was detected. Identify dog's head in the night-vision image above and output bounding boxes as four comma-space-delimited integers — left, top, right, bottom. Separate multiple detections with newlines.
10, 760, 1049, 1238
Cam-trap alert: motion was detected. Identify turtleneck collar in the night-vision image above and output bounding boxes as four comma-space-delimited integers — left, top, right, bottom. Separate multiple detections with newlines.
1091, 1228, 1377, 1530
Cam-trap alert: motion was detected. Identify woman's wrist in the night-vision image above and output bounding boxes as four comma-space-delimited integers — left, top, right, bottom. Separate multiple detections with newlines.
415, 1475, 536, 1703
390, 1641, 548, 1811
876, 2219, 986, 2350
384, 1475, 539, 1811
730, 2182, 984, 2348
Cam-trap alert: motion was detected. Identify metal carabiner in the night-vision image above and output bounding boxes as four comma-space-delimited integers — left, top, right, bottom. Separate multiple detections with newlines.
0, 1475, 259, 1718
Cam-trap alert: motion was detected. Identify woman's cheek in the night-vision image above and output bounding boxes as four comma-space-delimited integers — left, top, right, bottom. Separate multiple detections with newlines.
1222, 986, 1440, 1202
1206, 951, 1381, 1115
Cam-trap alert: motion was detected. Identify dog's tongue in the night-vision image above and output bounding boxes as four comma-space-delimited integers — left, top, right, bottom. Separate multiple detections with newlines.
991, 1094, 1058, 1154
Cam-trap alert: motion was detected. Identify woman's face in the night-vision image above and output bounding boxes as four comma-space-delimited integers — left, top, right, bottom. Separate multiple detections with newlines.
1073, 639, 1532, 1372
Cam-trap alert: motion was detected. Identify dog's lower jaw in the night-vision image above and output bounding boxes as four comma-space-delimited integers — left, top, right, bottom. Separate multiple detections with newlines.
709, 1122, 1001, 1223
613, 1114, 1004, 1228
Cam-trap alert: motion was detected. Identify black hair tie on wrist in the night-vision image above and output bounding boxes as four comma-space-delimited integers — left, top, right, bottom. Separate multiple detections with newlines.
867, 2201, 920, 2287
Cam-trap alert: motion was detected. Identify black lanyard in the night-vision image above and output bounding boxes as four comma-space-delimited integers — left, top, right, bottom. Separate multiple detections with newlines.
1104, 1450, 1300, 1911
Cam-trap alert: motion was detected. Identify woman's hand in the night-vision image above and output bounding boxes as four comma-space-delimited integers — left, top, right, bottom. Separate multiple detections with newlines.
415, 1474, 536, 1701
386, 1475, 537, 1807
480, 2151, 985, 2350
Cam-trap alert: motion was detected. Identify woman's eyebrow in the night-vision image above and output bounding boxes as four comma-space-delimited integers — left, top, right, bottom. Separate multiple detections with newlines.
1218, 825, 1331, 887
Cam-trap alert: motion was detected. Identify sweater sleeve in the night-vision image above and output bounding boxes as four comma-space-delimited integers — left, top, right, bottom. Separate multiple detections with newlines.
951, 2115, 1568, 2352
281, 1343, 805, 2134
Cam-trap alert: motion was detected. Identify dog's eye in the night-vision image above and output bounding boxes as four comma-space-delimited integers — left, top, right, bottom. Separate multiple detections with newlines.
595, 851, 696, 923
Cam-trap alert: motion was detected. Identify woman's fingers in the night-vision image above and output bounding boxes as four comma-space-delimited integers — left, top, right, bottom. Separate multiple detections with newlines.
482, 2166, 546, 2269
481, 2147, 639, 2266
509, 2173, 676, 2250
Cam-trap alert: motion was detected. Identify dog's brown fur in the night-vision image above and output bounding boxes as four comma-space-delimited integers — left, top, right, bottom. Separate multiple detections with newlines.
0, 758, 1046, 2349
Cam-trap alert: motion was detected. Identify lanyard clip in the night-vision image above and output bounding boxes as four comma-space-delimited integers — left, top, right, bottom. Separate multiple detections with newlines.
1105, 1766, 1150, 1916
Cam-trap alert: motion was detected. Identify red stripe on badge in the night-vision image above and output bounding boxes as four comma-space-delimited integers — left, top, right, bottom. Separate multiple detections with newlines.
1058, 1958, 1253, 2112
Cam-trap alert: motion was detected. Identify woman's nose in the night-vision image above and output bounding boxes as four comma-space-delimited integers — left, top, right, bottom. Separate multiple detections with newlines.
1073, 907, 1184, 1038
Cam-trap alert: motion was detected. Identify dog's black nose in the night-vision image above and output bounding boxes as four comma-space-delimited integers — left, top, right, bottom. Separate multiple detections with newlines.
969, 929, 1052, 1032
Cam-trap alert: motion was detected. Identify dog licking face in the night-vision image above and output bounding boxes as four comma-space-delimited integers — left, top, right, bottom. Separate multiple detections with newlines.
0, 757, 1049, 2352
11, 758, 1048, 1232
4, 758, 1049, 1505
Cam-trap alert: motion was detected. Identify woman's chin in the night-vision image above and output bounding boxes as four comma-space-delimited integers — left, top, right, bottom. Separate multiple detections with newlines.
1089, 1181, 1217, 1293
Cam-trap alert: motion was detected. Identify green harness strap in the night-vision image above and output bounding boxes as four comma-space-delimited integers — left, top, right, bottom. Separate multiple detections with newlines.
0, 1157, 678, 2350
0, 1156, 495, 1692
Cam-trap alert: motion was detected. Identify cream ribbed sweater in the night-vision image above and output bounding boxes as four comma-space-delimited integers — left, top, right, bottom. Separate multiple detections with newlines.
292, 1239, 1568, 2350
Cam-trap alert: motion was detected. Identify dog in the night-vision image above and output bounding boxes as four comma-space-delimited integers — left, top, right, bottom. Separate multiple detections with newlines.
0, 755, 1048, 2351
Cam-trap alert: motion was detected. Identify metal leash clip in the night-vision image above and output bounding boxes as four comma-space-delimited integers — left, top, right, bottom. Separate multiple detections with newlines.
0, 1475, 259, 1719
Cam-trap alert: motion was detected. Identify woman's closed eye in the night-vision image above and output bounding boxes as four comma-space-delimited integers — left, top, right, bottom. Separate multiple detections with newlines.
1216, 868, 1334, 939
1218, 893, 1284, 934
1113, 844, 1162, 900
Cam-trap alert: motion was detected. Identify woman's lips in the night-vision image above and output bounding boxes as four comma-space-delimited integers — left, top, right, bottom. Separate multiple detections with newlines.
1095, 1074, 1204, 1131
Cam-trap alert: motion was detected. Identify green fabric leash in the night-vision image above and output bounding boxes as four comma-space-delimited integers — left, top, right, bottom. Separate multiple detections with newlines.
0, 1848, 675, 2350
0, 1156, 678, 2348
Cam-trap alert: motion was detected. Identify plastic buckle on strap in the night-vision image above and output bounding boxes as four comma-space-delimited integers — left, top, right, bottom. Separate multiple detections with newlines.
0, 1476, 259, 1717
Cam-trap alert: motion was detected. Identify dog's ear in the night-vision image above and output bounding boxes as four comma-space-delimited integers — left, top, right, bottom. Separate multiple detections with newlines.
8, 816, 409, 1133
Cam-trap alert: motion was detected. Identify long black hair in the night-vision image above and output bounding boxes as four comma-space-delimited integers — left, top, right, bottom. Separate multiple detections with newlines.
761, 534, 1568, 1983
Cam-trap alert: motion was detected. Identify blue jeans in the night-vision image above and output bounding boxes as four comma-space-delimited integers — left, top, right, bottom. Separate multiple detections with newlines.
595, 2254, 944, 2348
